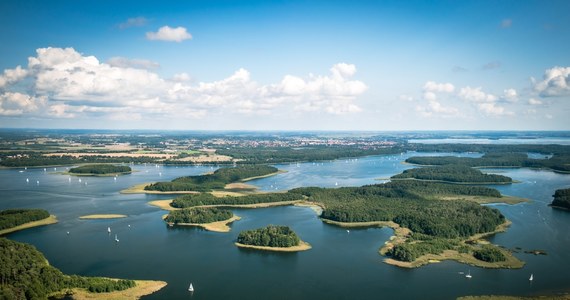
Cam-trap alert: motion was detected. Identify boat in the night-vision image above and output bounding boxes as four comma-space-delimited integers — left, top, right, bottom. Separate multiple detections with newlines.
188, 283, 194, 292
108, 227, 111, 233
529, 274, 533, 281
465, 270, 472, 279
115, 234, 119, 242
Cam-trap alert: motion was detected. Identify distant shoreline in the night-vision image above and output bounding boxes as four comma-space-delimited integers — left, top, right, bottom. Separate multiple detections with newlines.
0, 215, 58, 236
79, 214, 128, 220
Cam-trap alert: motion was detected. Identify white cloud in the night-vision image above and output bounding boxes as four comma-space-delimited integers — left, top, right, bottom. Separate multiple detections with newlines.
528, 98, 543, 105
107, 57, 160, 70
477, 102, 513, 116
502, 88, 518, 102
0, 47, 366, 120
423, 81, 454, 93
146, 26, 192, 42
532, 66, 570, 97
458, 86, 497, 103
501, 19, 512, 28
118, 17, 148, 29
0, 66, 28, 88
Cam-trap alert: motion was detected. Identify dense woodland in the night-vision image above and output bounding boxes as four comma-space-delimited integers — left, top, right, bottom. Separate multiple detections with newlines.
0, 238, 135, 299
170, 192, 303, 208
0, 209, 50, 232
473, 245, 507, 262
0, 152, 156, 167
406, 152, 570, 173
237, 225, 301, 248
145, 165, 278, 192
165, 208, 233, 224
551, 188, 570, 210
68, 164, 131, 175
392, 164, 513, 183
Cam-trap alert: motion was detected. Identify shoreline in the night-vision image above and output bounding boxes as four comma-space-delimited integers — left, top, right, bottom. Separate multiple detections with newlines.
0, 215, 58, 236
64, 171, 132, 177
235, 240, 312, 252
173, 215, 241, 232
51, 279, 167, 300
79, 214, 128, 220
120, 183, 200, 195
386, 177, 516, 185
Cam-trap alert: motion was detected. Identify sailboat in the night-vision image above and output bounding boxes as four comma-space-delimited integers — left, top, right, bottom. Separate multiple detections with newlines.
465, 270, 472, 279
529, 274, 533, 281
107, 227, 111, 233
115, 234, 119, 242
188, 283, 194, 292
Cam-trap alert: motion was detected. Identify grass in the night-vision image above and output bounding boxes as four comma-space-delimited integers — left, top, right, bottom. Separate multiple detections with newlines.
79, 214, 128, 220
0, 215, 58, 236
53, 280, 167, 300
235, 240, 312, 252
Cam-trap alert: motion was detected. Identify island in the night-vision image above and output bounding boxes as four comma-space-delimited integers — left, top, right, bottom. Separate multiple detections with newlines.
136, 165, 280, 193
0, 209, 58, 236
164, 207, 240, 232
391, 164, 514, 184
550, 188, 570, 210
235, 225, 311, 252
68, 164, 132, 176
79, 214, 128, 219
0, 237, 166, 299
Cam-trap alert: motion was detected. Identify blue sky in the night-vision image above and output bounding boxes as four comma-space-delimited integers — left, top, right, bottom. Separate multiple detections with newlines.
0, 0, 569, 130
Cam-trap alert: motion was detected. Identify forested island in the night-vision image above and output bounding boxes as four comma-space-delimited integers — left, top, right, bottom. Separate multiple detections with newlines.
0, 238, 166, 299
144, 165, 279, 192
236, 225, 311, 252
68, 164, 131, 176
0, 209, 57, 235
170, 192, 303, 208
165, 207, 233, 224
551, 188, 570, 210
392, 164, 513, 184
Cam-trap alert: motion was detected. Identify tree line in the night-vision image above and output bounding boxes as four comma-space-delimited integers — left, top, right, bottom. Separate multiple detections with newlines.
0, 238, 135, 299
145, 165, 278, 192
0, 209, 50, 231
170, 192, 303, 208
237, 225, 300, 248
165, 208, 233, 224
392, 164, 513, 183
69, 164, 131, 175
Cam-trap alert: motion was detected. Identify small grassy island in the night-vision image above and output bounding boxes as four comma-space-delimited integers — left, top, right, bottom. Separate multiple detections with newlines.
164, 207, 240, 232
235, 225, 311, 252
392, 164, 514, 184
0, 209, 57, 235
0, 238, 166, 299
143, 165, 279, 192
68, 164, 132, 176
79, 214, 128, 220
551, 188, 570, 210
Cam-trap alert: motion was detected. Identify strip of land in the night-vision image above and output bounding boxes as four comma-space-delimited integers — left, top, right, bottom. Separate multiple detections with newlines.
235, 240, 312, 252
148, 199, 318, 211
174, 215, 241, 233
79, 214, 127, 220
120, 183, 199, 195
52, 280, 167, 300
0, 215, 58, 235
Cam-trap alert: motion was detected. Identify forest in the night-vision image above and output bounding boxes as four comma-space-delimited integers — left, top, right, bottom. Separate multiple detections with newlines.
165, 208, 233, 224
391, 164, 513, 184
68, 164, 131, 175
406, 152, 570, 173
236, 225, 301, 248
145, 165, 278, 192
551, 188, 570, 210
0, 209, 50, 232
0, 152, 156, 167
170, 192, 303, 208
0, 238, 135, 299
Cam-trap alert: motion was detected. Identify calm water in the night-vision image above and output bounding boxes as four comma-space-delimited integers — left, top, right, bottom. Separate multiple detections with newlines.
1, 154, 570, 300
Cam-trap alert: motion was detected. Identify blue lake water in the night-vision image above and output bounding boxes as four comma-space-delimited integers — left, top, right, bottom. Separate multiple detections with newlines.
1, 154, 569, 299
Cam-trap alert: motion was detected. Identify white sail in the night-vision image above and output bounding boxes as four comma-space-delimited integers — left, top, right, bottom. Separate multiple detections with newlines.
529, 274, 533, 281
108, 227, 111, 233
188, 283, 194, 292
465, 270, 472, 278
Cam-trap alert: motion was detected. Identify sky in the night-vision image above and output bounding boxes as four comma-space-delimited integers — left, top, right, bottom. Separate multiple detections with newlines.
0, 0, 569, 131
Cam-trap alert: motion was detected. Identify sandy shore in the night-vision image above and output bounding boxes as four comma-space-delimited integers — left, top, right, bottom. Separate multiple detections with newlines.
148, 200, 177, 211
175, 215, 242, 232
57, 280, 167, 300
79, 214, 128, 220
0, 215, 58, 235
235, 240, 312, 252
120, 183, 199, 195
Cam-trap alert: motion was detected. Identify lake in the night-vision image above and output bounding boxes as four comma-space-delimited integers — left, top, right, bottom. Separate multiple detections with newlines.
1, 154, 569, 300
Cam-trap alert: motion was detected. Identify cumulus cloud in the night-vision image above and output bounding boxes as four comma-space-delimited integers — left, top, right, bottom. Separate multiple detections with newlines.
107, 57, 160, 70
416, 81, 459, 117
501, 19, 512, 28
423, 81, 455, 93
0, 47, 366, 120
458, 86, 497, 103
532, 66, 570, 97
502, 88, 518, 103
118, 17, 148, 29
146, 26, 192, 42
477, 102, 513, 116
528, 98, 543, 105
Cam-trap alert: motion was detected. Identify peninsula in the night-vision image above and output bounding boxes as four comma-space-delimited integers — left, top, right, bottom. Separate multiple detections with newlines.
0, 209, 57, 235
551, 188, 570, 210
